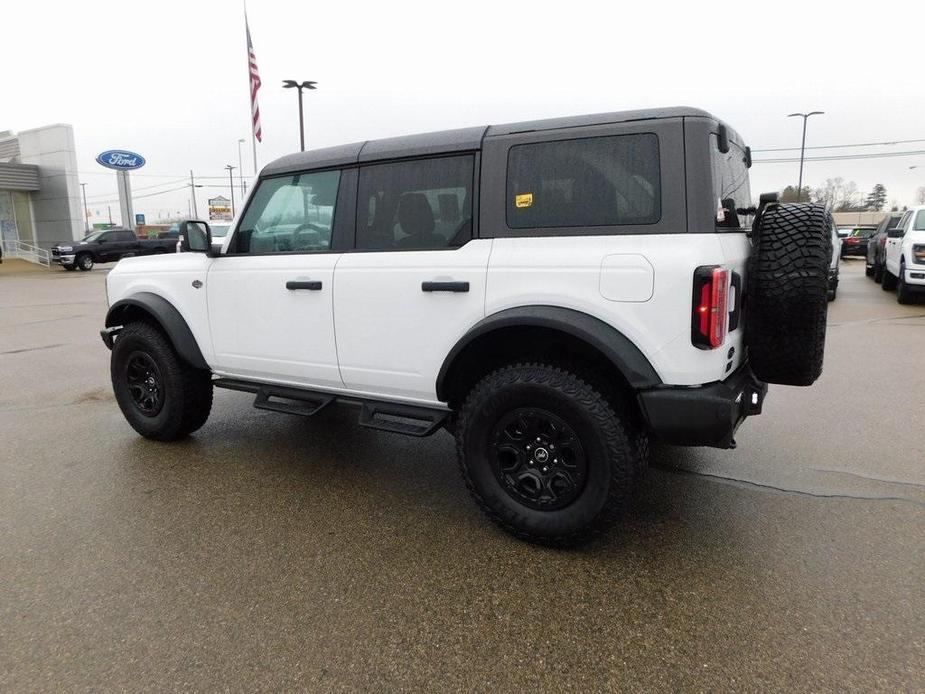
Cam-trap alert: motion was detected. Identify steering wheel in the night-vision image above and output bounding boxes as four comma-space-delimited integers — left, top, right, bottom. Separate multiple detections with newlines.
292, 222, 327, 250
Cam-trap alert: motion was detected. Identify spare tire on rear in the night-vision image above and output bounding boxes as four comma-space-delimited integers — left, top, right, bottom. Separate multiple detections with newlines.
746, 203, 831, 386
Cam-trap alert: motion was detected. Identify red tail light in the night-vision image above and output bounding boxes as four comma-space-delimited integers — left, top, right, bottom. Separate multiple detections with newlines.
845, 237, 859, 244
692, 266, 728, 349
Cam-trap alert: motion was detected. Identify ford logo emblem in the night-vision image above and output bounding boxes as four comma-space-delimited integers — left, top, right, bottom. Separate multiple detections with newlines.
96, 149, 146, 171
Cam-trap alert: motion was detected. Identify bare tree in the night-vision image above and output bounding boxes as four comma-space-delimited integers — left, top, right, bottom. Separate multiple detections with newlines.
916, 187, 925, 205
812, 178, 862, 211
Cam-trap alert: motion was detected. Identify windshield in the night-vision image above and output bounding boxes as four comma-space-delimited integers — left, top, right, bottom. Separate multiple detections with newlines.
82, 231, 104, 242
915, 210, 925, 231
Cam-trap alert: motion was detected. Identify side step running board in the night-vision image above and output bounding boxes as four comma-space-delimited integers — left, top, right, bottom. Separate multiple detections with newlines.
254, 386, 334, 417
358, 402, 448, 437
213, 378, 449, 436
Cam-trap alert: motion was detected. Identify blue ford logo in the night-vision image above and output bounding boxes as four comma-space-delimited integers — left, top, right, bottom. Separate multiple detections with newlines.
96, 150, 146, 170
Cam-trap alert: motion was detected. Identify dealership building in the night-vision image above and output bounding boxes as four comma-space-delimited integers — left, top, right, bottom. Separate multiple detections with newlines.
0, 124, 84, 256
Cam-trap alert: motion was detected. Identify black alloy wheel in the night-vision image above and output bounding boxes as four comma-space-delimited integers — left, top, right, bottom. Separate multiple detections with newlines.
491, 407, 587, 510
124, 351, 164, 416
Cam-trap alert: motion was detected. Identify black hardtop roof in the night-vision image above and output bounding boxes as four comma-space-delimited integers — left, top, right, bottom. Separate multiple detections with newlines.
261, 106, 717, 176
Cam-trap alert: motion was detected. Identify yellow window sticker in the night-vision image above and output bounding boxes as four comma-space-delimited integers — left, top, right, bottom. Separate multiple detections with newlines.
515, 193, 533, 208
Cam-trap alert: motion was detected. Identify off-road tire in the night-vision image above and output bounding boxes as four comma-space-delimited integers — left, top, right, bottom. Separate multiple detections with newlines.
76, 253, 93, 271
882, 270, 897, 291
455, 362, 639, 545
746, 203, 831, 386
111, 322, 213, 441
897, 261, 914, 304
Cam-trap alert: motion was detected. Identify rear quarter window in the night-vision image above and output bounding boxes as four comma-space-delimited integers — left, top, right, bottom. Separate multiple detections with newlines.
506, 133, 661, 229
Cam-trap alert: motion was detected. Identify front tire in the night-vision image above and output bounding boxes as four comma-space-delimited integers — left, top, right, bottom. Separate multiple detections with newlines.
62, 264, 77, 272
76, 253, 94, 271
897, 261, 914, 304
455, 363, 639, 545
111, 322, 213, 441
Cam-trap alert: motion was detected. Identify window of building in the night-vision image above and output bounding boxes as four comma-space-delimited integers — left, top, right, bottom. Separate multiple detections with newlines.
233, 170, 341, 254
356, 155, 474, 250
506, 134, 660, 229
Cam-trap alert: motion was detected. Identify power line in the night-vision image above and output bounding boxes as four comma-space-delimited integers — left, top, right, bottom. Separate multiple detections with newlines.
85, 177, 188, 200
752, 138, 925, 153
86, 185, 192, 206
754, 149, 925, 164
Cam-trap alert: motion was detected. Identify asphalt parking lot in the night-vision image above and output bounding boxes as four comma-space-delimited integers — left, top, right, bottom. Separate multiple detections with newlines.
1, 259, 923, 691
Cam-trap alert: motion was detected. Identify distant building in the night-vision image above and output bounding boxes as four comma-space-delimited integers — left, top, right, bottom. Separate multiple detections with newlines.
0, 124, 84, 252
832, 211, 888, 227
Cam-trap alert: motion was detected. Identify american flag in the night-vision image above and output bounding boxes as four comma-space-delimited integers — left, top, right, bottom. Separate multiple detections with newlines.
246, 16, 262, 142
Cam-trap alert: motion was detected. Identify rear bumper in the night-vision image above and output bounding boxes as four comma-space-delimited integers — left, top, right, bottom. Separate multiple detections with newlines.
637, 363, 767, 449
841, 246, 866, 257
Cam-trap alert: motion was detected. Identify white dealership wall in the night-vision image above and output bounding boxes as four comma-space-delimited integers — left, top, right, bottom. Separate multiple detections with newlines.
4, 125, 84, 248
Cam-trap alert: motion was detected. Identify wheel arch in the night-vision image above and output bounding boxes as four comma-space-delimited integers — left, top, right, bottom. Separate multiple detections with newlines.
105, 292, 208, 370
436, 305, 661, 407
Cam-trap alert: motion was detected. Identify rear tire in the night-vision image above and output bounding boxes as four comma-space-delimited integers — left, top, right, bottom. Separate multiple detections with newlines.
455, 362, 639, 545
746, 203, 830, 386
882, 269, 897, 291
111, 322, 213, 441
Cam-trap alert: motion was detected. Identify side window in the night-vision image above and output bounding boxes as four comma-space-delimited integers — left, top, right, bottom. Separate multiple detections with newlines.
914, 210, 925, 231
115, 231, 134, 242
506, 133, 661, 229
356, 155, 474, 251
232, 169, 341, 254
897, 212, 912, 234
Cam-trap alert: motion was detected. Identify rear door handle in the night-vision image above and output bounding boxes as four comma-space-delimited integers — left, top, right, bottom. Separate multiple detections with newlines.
286, 280, 322, 290
422, 281, 469, 293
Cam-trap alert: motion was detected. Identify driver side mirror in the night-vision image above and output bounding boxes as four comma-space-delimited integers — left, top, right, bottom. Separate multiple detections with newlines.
178, 220, 212, 253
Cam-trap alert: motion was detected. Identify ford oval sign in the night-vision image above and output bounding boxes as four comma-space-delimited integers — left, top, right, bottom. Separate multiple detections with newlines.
96, 150, 146, 170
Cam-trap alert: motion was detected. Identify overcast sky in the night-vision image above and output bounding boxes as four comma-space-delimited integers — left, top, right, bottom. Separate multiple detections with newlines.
4, 0, 924, 224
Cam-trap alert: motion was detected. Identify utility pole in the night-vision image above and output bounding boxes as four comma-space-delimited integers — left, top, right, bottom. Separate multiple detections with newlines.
189, 170, 198, 218
107, 205, 113, 226
225, 164, 236, 216
80, 183, 90, 232
787, 111, 825, 202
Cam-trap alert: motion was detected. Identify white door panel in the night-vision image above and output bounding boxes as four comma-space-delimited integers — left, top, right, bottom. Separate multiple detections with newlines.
207, 254, 342, 387
334, 240, 492, 402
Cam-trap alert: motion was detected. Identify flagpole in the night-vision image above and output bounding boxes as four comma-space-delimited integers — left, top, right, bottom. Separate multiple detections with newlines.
245, 1, 257, 175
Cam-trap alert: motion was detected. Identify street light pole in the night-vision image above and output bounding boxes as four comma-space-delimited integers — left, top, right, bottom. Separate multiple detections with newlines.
787, 111, 825, 201
282, 80, 318, 152
80, 183, 90, 232
225, 164, 236, 217
237, 138, 246, 199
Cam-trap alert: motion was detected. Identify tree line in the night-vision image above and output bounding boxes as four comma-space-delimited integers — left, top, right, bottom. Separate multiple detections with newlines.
779, 180, 894, 211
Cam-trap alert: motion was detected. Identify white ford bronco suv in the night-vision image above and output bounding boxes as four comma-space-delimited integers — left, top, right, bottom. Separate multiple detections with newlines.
101, 107, 831, 544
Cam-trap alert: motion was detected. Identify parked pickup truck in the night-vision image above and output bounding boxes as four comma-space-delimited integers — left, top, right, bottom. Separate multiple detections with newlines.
52, 228, 177, 271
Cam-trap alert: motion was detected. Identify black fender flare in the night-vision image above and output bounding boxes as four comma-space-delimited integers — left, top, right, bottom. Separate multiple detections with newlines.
435, 305, 662, 401
104, 292, 209, 370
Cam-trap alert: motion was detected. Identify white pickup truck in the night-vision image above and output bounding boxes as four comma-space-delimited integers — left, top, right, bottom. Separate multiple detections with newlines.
882, 205, 925, 304
100, 107, 831, 544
